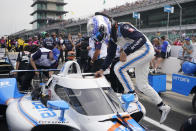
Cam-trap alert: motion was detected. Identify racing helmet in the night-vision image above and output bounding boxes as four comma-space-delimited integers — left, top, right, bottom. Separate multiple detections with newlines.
87, 13, 112, 42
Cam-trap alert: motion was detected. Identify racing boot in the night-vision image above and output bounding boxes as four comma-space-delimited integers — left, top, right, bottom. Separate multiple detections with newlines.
159, 104, 171, 123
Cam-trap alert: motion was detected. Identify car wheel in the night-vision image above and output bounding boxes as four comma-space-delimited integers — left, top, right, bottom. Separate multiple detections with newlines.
192, 93, 196, 112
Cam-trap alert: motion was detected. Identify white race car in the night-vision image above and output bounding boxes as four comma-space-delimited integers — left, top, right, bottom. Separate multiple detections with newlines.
0, 61, 146, 131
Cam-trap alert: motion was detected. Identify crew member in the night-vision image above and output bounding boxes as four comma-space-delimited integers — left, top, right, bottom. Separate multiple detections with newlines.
90, 36, 108, 72
22, 47, 59, 90
43, 33, 55, 50
64, 34, 75, 61
15, 45, 31, 88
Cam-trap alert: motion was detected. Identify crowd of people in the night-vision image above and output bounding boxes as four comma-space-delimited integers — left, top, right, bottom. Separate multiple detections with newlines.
0, 32, 109, 90
1, 31, 195, 76
150, 34, 195, 73
102, 0, 169, 15
172, 35, 196, 46
35, 0, 172, 33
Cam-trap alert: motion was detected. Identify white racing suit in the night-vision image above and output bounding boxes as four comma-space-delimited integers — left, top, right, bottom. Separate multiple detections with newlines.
102, 22, 162, 105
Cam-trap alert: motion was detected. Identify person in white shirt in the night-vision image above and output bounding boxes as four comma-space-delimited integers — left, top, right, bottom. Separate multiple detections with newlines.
89, 37, 108, 72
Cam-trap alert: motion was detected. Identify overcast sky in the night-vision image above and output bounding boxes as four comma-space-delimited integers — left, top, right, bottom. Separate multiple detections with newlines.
0, 0, 136, 37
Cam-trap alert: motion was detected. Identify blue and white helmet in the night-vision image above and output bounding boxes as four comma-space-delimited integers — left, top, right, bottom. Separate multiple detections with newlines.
87, 15, 111, 42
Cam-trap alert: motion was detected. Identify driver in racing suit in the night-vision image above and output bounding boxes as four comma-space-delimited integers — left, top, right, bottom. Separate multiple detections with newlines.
89, 13, 171, 123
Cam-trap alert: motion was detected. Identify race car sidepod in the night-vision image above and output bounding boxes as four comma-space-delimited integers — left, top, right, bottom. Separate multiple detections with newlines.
0, 78, 23, 105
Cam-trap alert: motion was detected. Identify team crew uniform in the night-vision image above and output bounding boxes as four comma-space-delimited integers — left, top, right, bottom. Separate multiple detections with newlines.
64, 39, 74, 61
76, 37, 89, 72
90, 39, 108, 72
88, 14, 171, 123
22, 48, 58, 90
43, 37, 55, 50
16, 51, 30, 86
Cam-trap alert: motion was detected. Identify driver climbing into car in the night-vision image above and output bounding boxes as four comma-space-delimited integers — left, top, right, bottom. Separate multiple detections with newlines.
22, 47, 59, 90
89, 12, 171, 123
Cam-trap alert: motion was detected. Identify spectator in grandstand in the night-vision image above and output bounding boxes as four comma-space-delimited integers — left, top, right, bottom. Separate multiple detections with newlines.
173, 38, 182, 46
43, 33, 55, 50
150, 38, 162, 71
64, 33, 75, 61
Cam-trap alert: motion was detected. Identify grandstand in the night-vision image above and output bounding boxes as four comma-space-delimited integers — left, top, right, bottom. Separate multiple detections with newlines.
10, 0, 196, 40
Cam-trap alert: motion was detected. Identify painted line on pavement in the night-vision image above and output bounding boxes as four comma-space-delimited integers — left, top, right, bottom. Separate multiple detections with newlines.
143, 116, 176, 131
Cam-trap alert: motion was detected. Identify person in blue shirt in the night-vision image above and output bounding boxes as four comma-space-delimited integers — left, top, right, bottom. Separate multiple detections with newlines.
160, 36, 169, 58
152, 35, 169, 73
88, 12, 171, 123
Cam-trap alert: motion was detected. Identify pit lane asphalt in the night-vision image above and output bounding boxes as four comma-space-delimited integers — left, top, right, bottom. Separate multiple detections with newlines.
136, 77, 194, 131
138, 95, 190, 131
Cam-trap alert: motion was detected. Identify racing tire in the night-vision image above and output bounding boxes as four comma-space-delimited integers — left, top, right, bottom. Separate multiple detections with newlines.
192, 94, 196, 112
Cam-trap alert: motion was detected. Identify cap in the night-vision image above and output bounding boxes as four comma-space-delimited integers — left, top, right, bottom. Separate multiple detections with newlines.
185, 38, 191, 41
52, 48, 60, 61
